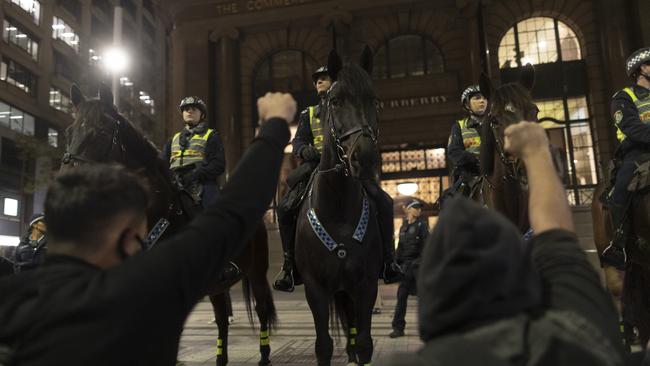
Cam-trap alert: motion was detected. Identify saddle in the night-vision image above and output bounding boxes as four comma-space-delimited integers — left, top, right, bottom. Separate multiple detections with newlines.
628, 153, 650, 192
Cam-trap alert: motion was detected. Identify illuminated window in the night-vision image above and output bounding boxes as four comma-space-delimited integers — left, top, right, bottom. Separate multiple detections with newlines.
52, 16, 79, 52
0, 58, 37, 97
0, 100, 35, 135
138, 91, 155, 115
3, 198, 18, 216
49, 87, 72, 113
3, 19, 39, 61
6, 0, 41, 24
498, 17, 581, 68
381, 147, 446, 173
381, 176, 449, 208
374, 35, 444, 79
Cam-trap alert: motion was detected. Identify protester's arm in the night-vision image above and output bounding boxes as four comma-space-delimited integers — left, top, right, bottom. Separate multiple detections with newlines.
614, 91, 650, 145
447, 122, 479, 169
505, 122, 624, 358
111, 93, 295, 311
504, 122, 573, 234
191, 132, 226, 182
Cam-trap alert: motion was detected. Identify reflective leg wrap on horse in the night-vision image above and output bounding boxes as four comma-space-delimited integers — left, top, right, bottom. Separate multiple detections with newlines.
259, 329, 271, 366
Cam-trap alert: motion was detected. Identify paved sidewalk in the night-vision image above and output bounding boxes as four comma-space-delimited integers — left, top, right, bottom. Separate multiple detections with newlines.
178, 285, 422, 365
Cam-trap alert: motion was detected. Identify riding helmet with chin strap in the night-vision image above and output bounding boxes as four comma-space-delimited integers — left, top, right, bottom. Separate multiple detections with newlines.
626, 47, 650, 79
312, 66, 329, 84
461, 85, 483, 109
179, 96, 207, 118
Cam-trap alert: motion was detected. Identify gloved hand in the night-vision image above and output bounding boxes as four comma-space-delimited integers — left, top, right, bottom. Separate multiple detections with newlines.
300, 145, 320, 162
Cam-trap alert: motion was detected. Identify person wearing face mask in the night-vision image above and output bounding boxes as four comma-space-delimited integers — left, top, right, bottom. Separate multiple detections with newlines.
0, 92, 296, 366
445, 85, 488, 198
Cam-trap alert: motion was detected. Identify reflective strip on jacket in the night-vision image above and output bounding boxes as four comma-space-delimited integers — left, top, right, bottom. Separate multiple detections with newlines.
616, 87, 650, 142
457, 117, 481, 156
309, 106, 324, 153
169, 129, 214, 169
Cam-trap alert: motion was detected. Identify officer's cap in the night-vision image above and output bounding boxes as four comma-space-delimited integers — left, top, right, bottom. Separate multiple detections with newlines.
626, 47, 650, 77
406, 200, 423, 210
179, 96, 207, 115
312, 66, 329, 84
29, 213, 45, 227
461, 85, 483, 106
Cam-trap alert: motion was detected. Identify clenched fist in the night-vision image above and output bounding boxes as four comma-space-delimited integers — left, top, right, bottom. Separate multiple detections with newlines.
257, 92, 297, 125
504, 121, 549, 160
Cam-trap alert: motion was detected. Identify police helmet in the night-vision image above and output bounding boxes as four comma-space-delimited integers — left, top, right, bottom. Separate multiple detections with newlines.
626, 47, 650, 77
461, 85, 483, 107
28, 213, 45, 227
179, 96, 207, 116
312, 66, 329, 84
406, 200, 423, 210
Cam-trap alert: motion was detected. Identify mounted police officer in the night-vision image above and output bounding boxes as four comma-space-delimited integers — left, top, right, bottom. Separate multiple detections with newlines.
163, 96, 239, 281
390, 200, 428, 338
274, 67, 402, 292
446, 85, 487, 197
601, 47, 650, 269
13, 213, 47, 273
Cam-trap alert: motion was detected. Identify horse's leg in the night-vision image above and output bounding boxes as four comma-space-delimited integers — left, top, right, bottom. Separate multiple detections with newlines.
305, 283, 333, 366
209, 293, 230, 366
353, 282, 377, 365
334, 292, 357, 364
249, 276, 275, 365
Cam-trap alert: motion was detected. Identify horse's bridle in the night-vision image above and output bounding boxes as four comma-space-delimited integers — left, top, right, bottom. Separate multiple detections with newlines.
483, 106, 528, 189
62, 112, 125, 166
321, 83, 379, 176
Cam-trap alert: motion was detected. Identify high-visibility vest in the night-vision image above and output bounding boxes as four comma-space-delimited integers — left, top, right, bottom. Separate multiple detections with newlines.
616, 87, 650, 142
309, 106, 324, 153
457, 117, 481, 156
169, 129, 214, 169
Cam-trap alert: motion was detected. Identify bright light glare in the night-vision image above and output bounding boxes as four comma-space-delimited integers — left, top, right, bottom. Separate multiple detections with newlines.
3, 198, 18, 216
102, 47, 129, 73
0, 235, 20, 247
397, 182, 418, 196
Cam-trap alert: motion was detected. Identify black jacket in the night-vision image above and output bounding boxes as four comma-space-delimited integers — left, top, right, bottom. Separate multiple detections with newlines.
0, 118, 290, 366
612, 84, 650, 155
396, 217, 428, 263
163, 129, 226, 184
379, 198, 625, 366
292, 105, 320, 159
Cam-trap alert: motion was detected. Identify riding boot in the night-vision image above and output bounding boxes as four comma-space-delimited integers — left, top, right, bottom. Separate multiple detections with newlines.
372, 189, 403, 284
273, 209, 301, 292
601, 204, 632, 270
219, 261, 241, 283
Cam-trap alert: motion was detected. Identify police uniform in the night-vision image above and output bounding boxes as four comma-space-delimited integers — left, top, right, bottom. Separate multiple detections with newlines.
391, 201, 428, 336
163, 97, 225, 208
602, 47, 650, 268
13, 213, 47, 273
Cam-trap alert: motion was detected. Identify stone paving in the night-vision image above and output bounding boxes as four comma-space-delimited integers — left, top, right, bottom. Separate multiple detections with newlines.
178, 284, 422, 365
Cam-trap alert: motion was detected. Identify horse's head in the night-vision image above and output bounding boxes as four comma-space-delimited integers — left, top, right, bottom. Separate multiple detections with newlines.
479, 64, 540, 176
322, 47, 380, 180
62, 84, 126, 169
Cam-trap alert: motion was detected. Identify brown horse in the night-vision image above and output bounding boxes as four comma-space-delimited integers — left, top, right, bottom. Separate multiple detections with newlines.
62, 84, 276, 366
592, 177, 650, 346
478, 66, 539, 233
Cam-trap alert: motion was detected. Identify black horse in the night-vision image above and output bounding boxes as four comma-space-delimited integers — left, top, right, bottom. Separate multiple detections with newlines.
294, 48, 383, 366
479, 65, 539, 233
62, 84, 276, 366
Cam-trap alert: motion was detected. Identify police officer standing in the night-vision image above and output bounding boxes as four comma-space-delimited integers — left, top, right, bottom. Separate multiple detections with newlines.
163, 96, 238, 280
274, 66, 402, 292
601, 47, 650, 268
389, 200, 428, 338
13, 213, 47, 273
446, 85, 487, 197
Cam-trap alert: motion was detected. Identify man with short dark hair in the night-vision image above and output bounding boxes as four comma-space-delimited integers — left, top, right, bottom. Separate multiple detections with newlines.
380, 122, 625, 366
0, 92, 296, 366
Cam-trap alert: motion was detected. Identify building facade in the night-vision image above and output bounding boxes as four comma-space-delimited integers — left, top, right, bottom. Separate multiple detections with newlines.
0, 0, 169, 244
162, 0, 648, 214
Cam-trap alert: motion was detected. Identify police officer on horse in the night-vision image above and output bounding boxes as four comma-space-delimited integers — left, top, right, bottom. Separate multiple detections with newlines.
601, 47, 650, 268
446, 85, 487, 197
163, 96, 239, 280
274, 66, 402, 292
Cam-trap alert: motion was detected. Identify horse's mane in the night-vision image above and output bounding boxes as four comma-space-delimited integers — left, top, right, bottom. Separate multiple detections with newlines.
480, 83, 533, 176
335, 64, 374, 100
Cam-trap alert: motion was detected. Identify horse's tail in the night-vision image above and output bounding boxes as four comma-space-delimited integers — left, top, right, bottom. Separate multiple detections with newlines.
329, 292, 352, 341
480, 119, 495, 176
242, 276, 278, 333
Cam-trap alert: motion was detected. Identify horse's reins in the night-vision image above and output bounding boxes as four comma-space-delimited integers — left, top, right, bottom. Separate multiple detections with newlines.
62, 111, 125, 166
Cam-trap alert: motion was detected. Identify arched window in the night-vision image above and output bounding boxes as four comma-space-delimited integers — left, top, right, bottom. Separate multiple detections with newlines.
498, 17, 595, 206
498, 17, 581, 68
252, 49, 318, 126
373, 35, 444, 79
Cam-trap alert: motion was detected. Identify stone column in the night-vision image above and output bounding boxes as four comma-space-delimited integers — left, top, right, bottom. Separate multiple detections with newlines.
209, 27, 241, 176
457, 0, 483, 85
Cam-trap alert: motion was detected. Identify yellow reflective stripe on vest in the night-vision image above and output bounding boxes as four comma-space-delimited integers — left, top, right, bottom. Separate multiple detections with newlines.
457, 118, 481, 156
169, 129, 214, 169
616, 87, 650, 142
309, 106, 324, 153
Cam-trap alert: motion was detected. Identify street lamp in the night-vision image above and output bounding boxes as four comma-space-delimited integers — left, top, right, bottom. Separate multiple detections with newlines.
396, 182, 418, 196
102, 47, 129, 74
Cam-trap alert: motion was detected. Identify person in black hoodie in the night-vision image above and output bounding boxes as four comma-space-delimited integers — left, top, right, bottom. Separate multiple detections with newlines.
379, 122, 625, 366
0, 92, 295, 366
